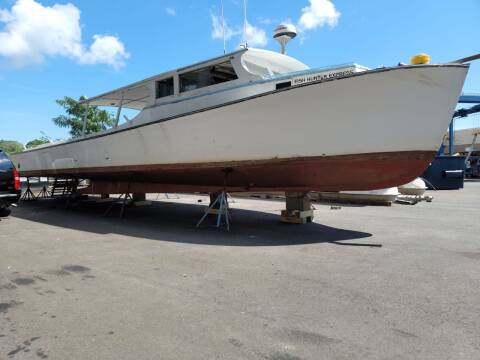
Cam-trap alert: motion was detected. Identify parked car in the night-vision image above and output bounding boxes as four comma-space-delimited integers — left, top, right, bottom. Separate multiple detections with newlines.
0, 149, 21, 217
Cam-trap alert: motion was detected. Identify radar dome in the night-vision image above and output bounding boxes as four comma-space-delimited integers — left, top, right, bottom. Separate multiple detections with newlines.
273, 24, 297, 55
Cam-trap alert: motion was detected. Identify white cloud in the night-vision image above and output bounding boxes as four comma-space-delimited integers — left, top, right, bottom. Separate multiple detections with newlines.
78, 35, 129, 70
245, 22, 267, 47
0, 0, 129, 69
257, 16, 274, 25
210, 13, 240, 41
210, 1, 340, 49
165, 7, 176, 16
210, 12, 267, 48
298, 0, 341, 32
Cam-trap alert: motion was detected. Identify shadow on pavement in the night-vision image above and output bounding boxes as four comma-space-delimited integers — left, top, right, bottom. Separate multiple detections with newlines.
11, 198, 375, 247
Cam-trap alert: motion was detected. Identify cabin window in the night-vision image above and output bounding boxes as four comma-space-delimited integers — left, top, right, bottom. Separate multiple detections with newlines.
179, 61, 238, 93
156, 77, 174, 98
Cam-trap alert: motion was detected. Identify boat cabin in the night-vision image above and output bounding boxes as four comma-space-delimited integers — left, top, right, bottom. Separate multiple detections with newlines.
79, 48, 309, 132
78, 48, 367, 137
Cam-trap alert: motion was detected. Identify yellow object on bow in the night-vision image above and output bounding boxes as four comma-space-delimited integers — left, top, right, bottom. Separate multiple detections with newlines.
411, 53, 431, 65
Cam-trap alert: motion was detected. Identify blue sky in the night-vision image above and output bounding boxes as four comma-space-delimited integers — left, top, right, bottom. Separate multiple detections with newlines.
0, 0, 479, 144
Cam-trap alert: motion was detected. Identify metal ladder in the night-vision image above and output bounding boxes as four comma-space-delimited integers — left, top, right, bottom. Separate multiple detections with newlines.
50, 178, 79, 197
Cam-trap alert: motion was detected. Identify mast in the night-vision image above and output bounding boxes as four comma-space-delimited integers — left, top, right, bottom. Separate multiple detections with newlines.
221, 0, 226, 54
243, 0, 248, 47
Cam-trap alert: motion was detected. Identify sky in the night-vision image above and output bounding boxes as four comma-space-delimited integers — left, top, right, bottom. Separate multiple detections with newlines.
0, 0, 479, 144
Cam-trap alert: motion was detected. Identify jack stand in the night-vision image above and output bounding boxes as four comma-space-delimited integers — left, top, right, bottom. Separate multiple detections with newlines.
104, 192, 133, 218
207, 192, 234, 213
281, 192, 314, 224
36, 184, 51, 199
196, 191, 231, 230
207, 193, 221, 214
64, 178, 79, 210
21, 177, 36, 201
196, 168, 233, 230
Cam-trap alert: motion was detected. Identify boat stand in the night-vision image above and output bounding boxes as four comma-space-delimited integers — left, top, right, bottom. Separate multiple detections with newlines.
36, 183, 51, 199
21, 177, 36, 201
196, 191, 231, 231
281, 192, 314, 224
102, 191, 152, 218
104, 192, 133, 218
63, 179, 80, 210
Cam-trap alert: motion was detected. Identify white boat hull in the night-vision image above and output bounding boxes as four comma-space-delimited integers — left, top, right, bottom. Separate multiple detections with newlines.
12, 64, 468, 193
317, 187, 399, 205
398, 178, 428, 196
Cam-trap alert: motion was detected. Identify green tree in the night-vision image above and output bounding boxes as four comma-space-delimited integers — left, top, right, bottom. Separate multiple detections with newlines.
25, 136, 50, 149
52, 96, 116, 138
0, 140, 24, 155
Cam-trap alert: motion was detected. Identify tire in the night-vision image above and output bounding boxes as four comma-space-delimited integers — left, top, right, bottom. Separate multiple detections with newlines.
0, 207, 11, 217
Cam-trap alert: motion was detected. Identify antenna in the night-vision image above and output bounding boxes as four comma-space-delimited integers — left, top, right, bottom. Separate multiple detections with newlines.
221, 0, 226, 54
273, 24, 297, 55
243, 0, 248, 47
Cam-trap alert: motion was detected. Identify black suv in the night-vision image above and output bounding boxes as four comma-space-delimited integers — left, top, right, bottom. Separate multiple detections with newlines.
0, 149, 21, 217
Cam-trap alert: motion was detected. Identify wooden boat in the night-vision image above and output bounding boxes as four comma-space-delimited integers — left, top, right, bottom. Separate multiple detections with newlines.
12, 48, 469, 194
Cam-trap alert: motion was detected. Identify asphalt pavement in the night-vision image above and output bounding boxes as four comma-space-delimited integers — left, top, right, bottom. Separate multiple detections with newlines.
1, 182, 479, 360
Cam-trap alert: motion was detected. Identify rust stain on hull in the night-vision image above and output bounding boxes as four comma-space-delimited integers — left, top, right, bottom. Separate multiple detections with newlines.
20, 151, 436, 193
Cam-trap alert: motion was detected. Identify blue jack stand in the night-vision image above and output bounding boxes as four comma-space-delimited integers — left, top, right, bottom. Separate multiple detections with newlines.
196, 191, 231, 231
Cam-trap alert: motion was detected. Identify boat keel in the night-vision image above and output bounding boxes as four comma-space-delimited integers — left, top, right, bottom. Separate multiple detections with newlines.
51, 150, 441, 194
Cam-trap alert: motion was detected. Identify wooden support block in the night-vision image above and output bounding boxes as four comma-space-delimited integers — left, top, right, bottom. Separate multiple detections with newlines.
285, 192, 311, 211
280, 210, 314, 224
281, 192, 314, 224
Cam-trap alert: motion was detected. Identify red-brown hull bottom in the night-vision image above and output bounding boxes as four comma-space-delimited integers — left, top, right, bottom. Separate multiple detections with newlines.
20, 151, 435, 193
